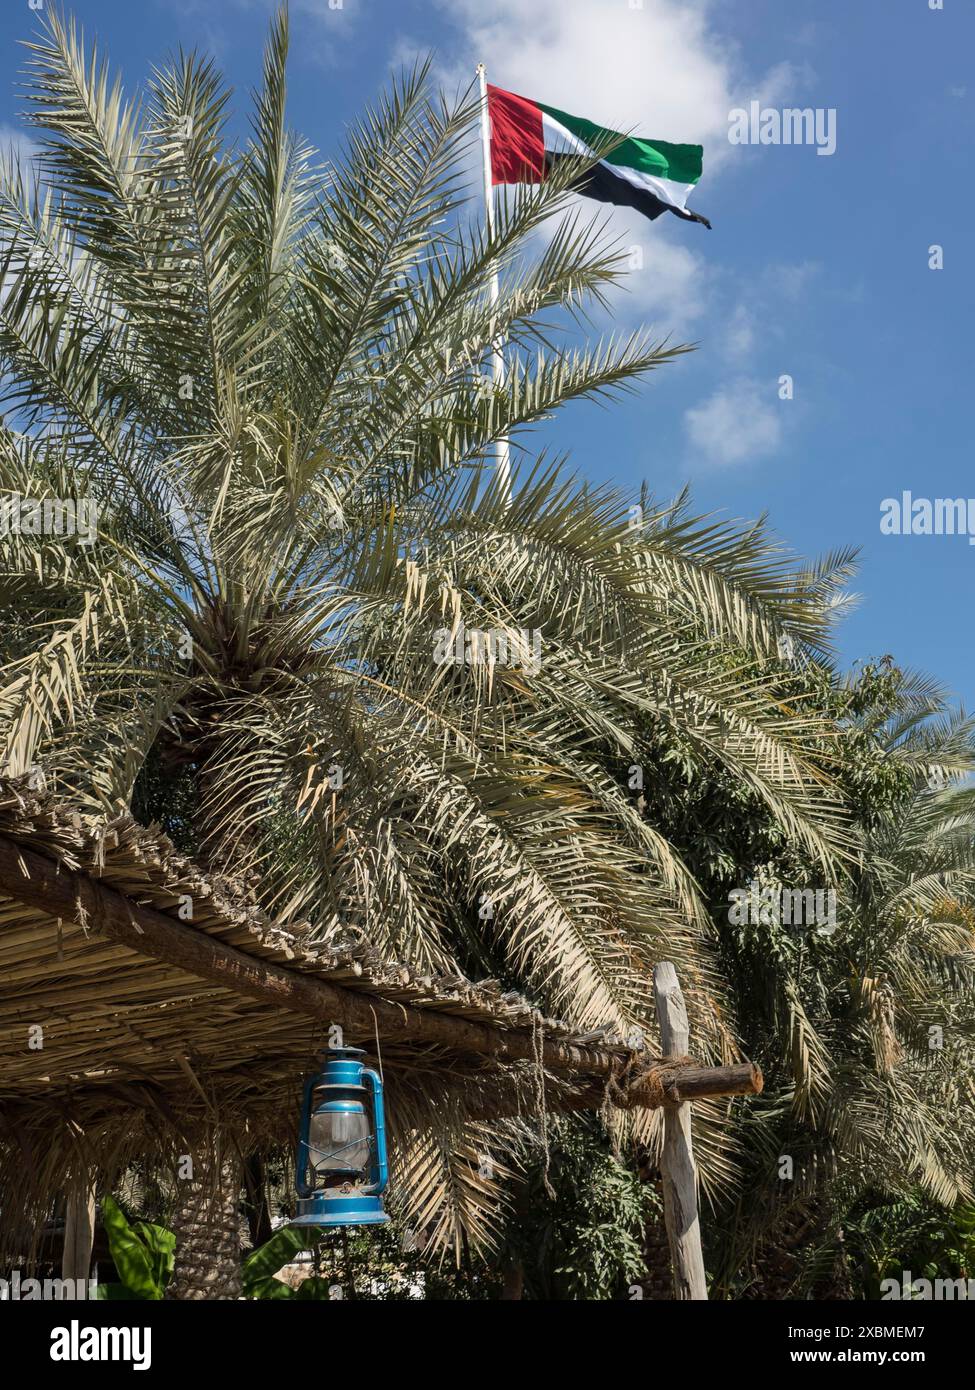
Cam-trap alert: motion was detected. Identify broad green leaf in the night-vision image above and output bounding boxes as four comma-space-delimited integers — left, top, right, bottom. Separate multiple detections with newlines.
133, 1220, 176, 1292
295, 1277, 338, 1300
241, 1224, 324, 1293
100, 1196, 164, 1300
245, 1276, 297, 1300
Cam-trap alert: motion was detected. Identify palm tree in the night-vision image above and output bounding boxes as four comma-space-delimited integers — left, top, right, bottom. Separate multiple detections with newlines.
710, 664, 975, 1293
0, 6, 854, 1280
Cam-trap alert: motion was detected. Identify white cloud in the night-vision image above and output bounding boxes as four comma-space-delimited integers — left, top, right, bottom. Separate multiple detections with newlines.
487, 194, 710, 341
741, 58, 817, 114
719, 259, 819, 366
762, 259, 820, 302
788, 20, 826, 48
0, 126, 39, 163
683, 378, 782, 469
724, 302, 756, 358
432, 0, 806, 181
290, 0, 359, 65
441, 0, 738, 161
627, 234, 708, 323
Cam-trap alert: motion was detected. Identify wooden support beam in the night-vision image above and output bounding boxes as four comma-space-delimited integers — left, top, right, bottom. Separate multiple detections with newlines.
535, 1060, 762, 1114
654, 961, 708, 1300
465, 1058, 761, 1121
62, 1183, 95, 1286
0, 833, 609, 1075
0, 834, 762, 1112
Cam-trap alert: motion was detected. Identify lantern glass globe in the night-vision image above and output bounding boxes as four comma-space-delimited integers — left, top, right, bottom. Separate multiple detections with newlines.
309, 1106, 371, 1176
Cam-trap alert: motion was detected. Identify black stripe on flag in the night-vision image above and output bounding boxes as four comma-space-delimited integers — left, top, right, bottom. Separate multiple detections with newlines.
546, 153, 711, 229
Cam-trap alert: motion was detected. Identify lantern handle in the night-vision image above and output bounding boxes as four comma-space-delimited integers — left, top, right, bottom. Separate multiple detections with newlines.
295, 1072, 318, 1199
362, 1067, 388, 1195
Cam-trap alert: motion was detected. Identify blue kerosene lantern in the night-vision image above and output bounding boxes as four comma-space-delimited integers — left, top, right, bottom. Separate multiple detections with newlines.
293, 1046, 389, 1227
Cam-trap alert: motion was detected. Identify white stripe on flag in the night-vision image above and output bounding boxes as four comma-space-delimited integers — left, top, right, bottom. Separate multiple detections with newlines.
540, 111, 696, 213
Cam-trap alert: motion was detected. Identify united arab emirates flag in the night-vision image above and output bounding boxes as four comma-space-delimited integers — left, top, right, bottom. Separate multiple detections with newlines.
486, 84, 711, 229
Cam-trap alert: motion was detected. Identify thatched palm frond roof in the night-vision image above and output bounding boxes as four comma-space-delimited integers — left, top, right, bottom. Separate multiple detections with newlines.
0, 776, 633, 1108
0, 776, 760, 1260
0, 775, 622, 1258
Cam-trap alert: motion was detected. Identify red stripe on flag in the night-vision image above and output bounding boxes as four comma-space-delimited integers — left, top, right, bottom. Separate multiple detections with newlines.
487, 84, 546, 185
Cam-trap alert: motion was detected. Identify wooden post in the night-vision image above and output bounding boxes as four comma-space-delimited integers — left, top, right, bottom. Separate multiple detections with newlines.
653, 961, 708, 1300
62, 1183, 96, 1288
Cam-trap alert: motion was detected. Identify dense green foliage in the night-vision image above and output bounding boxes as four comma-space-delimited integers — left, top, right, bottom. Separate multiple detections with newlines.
501, 1123, 657, 1300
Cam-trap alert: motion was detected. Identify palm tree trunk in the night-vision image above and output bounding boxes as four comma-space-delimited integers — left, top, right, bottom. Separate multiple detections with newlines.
639, 1193, 678, 1299
634, 1168, 676, 1299
166, 1132, 242, 1301
500, 1260, 524, 1299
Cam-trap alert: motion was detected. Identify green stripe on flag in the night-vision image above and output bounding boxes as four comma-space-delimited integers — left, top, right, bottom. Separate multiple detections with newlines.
537, 102, 703, 186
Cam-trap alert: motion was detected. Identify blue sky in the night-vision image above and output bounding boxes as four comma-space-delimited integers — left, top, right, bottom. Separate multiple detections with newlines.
1, 0, 972, 703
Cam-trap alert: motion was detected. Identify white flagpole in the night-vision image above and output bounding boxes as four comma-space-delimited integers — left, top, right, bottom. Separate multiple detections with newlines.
476, 63, 512, 503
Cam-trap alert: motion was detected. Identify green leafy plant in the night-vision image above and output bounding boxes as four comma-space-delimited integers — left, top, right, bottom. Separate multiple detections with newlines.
96, 1196, 327, 1300
96, 1196, 175, 1300
241, 1224, 326, 1299
503, 1122, 657, 1300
